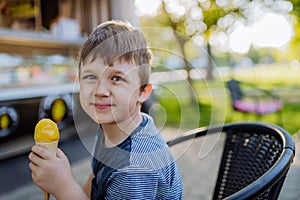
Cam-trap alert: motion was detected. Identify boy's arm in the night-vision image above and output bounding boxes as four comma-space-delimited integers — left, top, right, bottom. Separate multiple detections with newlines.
83, 172, 93, 197
28, 146, 89, 200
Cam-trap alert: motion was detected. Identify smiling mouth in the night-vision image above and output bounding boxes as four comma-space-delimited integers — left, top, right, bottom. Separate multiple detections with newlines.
94, 104, 112, 110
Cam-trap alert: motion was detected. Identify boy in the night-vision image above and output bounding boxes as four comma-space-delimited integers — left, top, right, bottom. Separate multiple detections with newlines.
29, 20, 182, 199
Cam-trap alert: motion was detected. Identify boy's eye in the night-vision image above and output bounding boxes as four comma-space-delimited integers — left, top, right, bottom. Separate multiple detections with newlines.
111, 76, 123, 82
82, 74, 97, 80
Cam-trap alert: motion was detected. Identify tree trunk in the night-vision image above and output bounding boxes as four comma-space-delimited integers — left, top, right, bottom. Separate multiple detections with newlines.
206, 43, 214, 81
175, 33, 198, 105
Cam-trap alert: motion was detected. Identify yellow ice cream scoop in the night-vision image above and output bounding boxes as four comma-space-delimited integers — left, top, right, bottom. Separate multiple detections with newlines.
34, 118, 60, 200
34, 118, 59, 142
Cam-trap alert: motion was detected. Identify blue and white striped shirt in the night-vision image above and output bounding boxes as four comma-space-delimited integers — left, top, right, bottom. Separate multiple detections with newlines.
91, 113, 183, 199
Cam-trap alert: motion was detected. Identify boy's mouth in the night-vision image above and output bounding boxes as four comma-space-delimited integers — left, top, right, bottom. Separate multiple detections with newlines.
94, 103, 112, 110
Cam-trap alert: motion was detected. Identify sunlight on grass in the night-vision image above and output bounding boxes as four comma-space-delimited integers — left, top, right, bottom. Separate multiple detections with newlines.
227, 63, 300, 87
154, 64, 300, 135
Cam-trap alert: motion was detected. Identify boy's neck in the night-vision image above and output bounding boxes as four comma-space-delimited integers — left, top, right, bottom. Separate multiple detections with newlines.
101, 113, 143, 148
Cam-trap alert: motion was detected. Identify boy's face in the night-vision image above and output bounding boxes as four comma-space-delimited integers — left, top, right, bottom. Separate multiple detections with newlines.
79, 57, 150, 125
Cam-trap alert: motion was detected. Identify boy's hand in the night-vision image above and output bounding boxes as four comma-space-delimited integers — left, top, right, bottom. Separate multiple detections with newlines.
28, 145, 77, 199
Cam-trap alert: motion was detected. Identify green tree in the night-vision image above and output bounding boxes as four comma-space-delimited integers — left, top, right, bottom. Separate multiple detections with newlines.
288, 0, 300, 60
138, 0, 294, 103
139, 0, 241, 104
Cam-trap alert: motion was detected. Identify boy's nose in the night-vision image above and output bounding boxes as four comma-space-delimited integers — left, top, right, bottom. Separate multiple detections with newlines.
94, 80, 110, 97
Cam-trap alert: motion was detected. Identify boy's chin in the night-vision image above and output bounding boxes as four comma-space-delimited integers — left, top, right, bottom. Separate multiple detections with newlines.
95, 118, 116, 125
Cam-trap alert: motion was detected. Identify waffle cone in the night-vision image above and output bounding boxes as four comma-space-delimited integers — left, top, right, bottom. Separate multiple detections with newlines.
35, 141, 58, 154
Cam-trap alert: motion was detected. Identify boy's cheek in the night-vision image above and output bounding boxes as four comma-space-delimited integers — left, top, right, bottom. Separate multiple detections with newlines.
79, 92, 89, 111
79, 87, 92, 98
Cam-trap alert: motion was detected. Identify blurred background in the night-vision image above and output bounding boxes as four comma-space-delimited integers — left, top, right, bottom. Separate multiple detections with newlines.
0, 0, 300, 199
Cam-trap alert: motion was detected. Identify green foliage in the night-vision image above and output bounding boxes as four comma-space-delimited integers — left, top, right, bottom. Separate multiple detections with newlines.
139, 0, 243, 81
290, 0, 300, 21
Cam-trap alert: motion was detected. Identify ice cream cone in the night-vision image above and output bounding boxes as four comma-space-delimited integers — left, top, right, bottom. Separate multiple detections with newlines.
34, 118, 60, 200
35, 141, 59, 154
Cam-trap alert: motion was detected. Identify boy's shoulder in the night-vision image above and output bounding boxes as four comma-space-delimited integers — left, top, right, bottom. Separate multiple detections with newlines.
129, 114, 176, 170
131, 113, 166, 148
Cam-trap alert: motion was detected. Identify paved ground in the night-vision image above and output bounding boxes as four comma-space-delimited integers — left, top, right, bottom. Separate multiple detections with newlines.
0, 128, 299, 200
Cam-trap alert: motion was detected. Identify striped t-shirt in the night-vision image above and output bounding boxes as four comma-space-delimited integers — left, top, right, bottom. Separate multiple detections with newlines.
91, 113, 183, 199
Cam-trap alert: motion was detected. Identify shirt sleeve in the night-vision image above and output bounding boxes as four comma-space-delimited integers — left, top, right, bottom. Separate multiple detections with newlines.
105, 166, 159, 200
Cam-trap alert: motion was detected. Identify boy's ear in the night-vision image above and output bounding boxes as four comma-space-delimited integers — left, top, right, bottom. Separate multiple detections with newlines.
137, 84, 152, 103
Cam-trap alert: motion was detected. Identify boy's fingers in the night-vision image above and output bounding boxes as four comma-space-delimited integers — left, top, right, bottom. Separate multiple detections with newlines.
28, 151, 36, 162
28, 160, 38, 170
31, 145, 52, 160
56, 148, 66, 159
28, 150, 45, 166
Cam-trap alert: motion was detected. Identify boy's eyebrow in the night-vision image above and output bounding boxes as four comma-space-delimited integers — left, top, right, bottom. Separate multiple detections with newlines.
111, 69, 129, 78
80, 69, 94, 74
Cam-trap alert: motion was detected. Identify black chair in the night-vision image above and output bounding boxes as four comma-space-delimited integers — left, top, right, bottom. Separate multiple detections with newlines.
226, 79, 283, 124
167, 122, 295, 199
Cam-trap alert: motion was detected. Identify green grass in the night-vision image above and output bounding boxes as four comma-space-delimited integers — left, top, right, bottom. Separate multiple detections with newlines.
153, 64, 300, 135
157, 97, 212, 129
226, 63, 300, 87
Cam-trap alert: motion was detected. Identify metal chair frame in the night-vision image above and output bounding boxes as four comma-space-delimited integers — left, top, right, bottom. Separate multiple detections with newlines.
167, 122, 295, 200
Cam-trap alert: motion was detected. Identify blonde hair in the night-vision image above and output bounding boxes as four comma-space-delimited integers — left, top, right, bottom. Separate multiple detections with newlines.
79, 20, 152, 86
